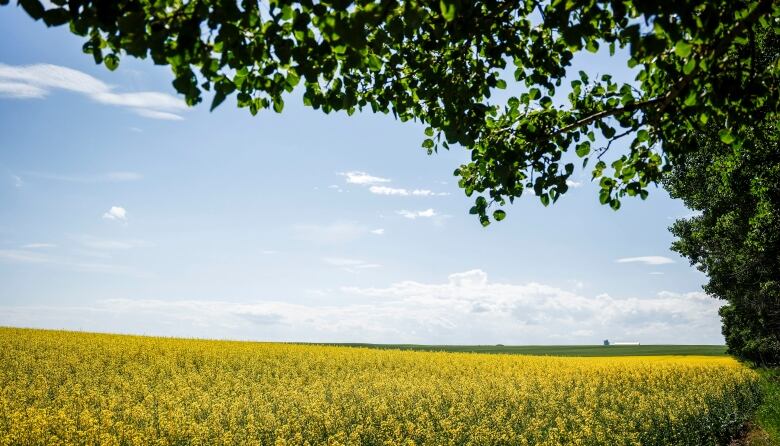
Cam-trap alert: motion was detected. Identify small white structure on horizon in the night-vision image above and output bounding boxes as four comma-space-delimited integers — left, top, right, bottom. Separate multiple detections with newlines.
613, 341, 641, 346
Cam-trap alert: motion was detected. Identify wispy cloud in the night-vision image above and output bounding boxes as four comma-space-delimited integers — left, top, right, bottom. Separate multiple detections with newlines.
133, 109, 183, 121
25, 171, 142, 183
0, 249, 150, 277
10, 174, 23, 188
369, 186, 448, 197
0, 63, 187, 120
615, 256, 675, 265
102, 206, 127, 221
0, 81, 47, 98
566, 180, 583, 188
0, 249, 51, 264
339, 171, 448, 197
22, 243, 56, 249
370, 228, 385, 235
339, 171, 390, 185
397, 209, 437, 219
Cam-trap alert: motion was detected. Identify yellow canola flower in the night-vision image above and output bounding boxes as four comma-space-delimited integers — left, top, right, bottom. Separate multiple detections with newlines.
0, 328, 761, 446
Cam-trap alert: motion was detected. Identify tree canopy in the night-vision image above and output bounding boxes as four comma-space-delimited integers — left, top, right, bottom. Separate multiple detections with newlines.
665, 28, 779, 366
5, 0, 779, 224
666, 117, 780, 366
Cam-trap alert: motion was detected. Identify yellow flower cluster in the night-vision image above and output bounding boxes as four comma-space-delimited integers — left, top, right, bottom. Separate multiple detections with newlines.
0, 328, 761, 445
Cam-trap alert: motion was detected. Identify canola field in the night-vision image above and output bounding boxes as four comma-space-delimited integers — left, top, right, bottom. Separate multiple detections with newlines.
0, 328, 762, 446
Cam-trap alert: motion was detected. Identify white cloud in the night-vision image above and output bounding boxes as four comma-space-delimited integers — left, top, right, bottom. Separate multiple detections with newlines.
0, 249, 52, 264
0, 270, 724, 344
102, 206, 127, 221
293, 222, 370, 244
369, 185, 409, 196
11, 174, 23, 188
370, 228, 385, 235
0, 81, 47, 98
0, 249, 149, 277
616, 256, 675, 265
340, 172, 447, 197
398, 208, 437, 219
22, 243, 56, 249
566, 180, 583, 188
25, 171, 142, 183
339, 171, 390, 185
0, 63, 187, 120
369, 186, 447, 197
133, 109, 184, 121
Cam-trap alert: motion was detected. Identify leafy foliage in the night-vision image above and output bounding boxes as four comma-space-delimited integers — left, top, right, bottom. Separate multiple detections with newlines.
664, 28, 780, 366
4, 0, 779, 223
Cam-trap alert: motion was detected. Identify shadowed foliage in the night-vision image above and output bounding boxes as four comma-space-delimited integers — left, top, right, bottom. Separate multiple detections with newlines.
665, 28, 780, 366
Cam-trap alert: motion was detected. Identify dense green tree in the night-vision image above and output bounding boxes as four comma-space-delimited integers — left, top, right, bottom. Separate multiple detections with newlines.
4, 0, 778, 224
665, 27, 780, 366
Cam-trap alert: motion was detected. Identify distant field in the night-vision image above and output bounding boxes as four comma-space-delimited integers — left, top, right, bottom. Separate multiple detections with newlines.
330, 343, 728, 357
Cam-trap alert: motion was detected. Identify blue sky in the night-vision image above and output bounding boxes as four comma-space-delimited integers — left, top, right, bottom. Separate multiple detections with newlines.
0, 7, 721, 344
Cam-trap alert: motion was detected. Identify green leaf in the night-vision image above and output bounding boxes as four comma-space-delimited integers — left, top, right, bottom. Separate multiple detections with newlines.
273, 97, 284, 113
19, 0, 44, 20
210, 91, 227, 111
683, 90, 697, 107
439, 0, 456, 21
104, 54, 119, 71
367, 54, 382, 72
493, 209, 506, 221
42, 7, 69, 26
718, 128, 736, 144
683, 58, 696, 75
575, 141, 590, 157
674, 41, 692, 58
286, 72, 300, 89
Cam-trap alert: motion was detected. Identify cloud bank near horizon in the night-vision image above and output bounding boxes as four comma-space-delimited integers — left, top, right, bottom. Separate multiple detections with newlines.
0, 269, 723, 345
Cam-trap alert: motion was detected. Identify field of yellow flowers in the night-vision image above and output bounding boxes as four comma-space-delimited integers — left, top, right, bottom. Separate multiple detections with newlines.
0, 327, 762, 445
